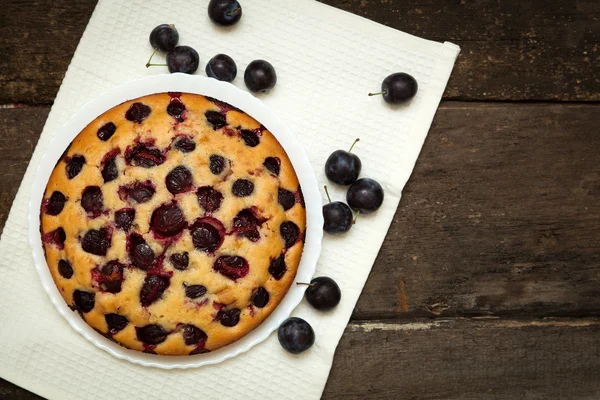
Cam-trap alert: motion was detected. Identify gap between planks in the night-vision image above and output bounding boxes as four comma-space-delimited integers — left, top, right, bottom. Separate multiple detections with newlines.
349, 317, 600, 332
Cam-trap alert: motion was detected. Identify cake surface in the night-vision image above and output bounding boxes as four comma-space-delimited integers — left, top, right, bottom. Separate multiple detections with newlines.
40, 92, 306, 355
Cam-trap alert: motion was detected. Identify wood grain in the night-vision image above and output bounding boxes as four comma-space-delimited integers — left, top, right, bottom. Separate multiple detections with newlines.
323, 318, 600, 399
1, 0, 599, 104
0, 107, 46, 234
354, 102, 600, 319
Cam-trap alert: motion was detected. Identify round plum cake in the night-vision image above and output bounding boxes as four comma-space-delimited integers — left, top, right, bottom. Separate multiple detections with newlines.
40, 92, 306, 355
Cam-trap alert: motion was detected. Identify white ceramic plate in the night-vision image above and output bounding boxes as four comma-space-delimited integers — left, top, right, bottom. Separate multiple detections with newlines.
27, 73, 323, 369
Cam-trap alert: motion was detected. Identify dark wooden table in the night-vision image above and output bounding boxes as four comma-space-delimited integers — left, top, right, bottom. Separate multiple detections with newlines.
1, 1, 599, 399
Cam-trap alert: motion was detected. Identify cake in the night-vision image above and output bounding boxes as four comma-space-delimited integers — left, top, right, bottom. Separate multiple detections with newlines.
40, 92, 306, 355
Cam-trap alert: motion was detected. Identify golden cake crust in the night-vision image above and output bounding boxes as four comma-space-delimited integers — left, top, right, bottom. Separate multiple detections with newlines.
40, 92, 306, 355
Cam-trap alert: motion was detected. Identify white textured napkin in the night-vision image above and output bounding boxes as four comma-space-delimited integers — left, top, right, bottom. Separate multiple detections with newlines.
0, 0, 459, 398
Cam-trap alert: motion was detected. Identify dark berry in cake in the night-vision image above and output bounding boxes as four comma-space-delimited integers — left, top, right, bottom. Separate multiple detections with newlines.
105, 313, 129, 334
196, 186, 223, 213
136, 324, 169, 345
182, 324, 208, 346
206, 54, 237, 82
167, 99, 186, 122
125, 143, 165, 168
324, 138, 361, 185
73, 289, 95, 313
232, 179, 254, 197
346, 178, 384, 214
190, 218, 225, 253
125, 102, 151, 123
118, 181, 155, 204
209, 154, 226, 175
167, 46, 200, 74
185, 284, 207, 299
233, 208, 265, 242
213, 256, 249, 280
101, 154, 119, 182
304, 277, 341, 311
205, 111, 227, 130
173, 136, 196, 153
278, 317, 315, 354
278, 188, 296, 211
216, 308, 241, 327
66, 155, 85, 179
166, 166, 194, 194
241, 129, 260, 147
43, 227, 66, 249
244, 60, 277, 93
369, 72, 418, 104
97, 122, 117, 141
81, 228, 112, 256
58, 259, 73, 279
114, 208, 135, 231
95, 260, 125, 293
149, 24, 179, 52
128, 233, 155, 270
208, 0, 242, 26
140, 274, 170, 307
280, 221, 299, 248
263, 157, 280, 176
170, 252, 189, 271
44, 191, 67, 215
150, 203, 187, 237
269, 254, 286, 280
81, 186, 104, 218
251, 287, 269, 308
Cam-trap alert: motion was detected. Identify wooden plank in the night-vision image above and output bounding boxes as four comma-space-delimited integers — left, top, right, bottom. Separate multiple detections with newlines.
323, 318, 600, 399
2, 318, 599, 399
1, 104, 600, 319
0, 107, 46, 235
353, 102, 600, 319
0, 0, 96, 105
1, 0, 599, 104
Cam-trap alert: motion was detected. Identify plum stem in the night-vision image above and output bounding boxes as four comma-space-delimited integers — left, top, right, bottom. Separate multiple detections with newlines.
348, 138, 360, 153
353, 211, 360, 225
296, 282, 316, 287
146, 63, 168, 67
368, 90, 387, 97
324, 185, 332, 203
227, 7, 241, 16
145, 49, 157, 68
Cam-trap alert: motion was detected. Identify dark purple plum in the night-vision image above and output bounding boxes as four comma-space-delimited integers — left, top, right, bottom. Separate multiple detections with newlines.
58, 259, 73, 279
150, 203, 187, 237
216, 308, 241, 327
208, 0, 242, 26
369, 72, 418, 104
232, 179, 254, 197
196, 186, 223, 213
97, 122, 117, 141
66, 155, 85, 179
184, 284, 207, 299
324, 138, 361, 185
149, 24, 179, 52
190, 217, 225, 253
277, 317, 315, 354
170, 252, 189, 271
73, 290, 95, 313
213, 256, 249, 280
44, 191, 67, 216
280, 221, 299, 248
209, 154, 227, 175
268, 254, 287, 280
136, 324, 169, 344
125, 102, 151, 123
81, 228, 112, 256
114, 208, 135, 231
81, 186, 103, 218
166, 166, 194, 194
251, 287, 269, 308
127, 233, 155, 270
346, 178, 384, 214
263, 157, 280, 176
206, 54, 237, 82
304, 276, 341, 311
140, 274, 170, 307
244, 60, 277, 93
167, 46, 200, 74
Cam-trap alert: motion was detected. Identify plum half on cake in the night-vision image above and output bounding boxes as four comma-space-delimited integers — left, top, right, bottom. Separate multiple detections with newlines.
39, 92, 306, 355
